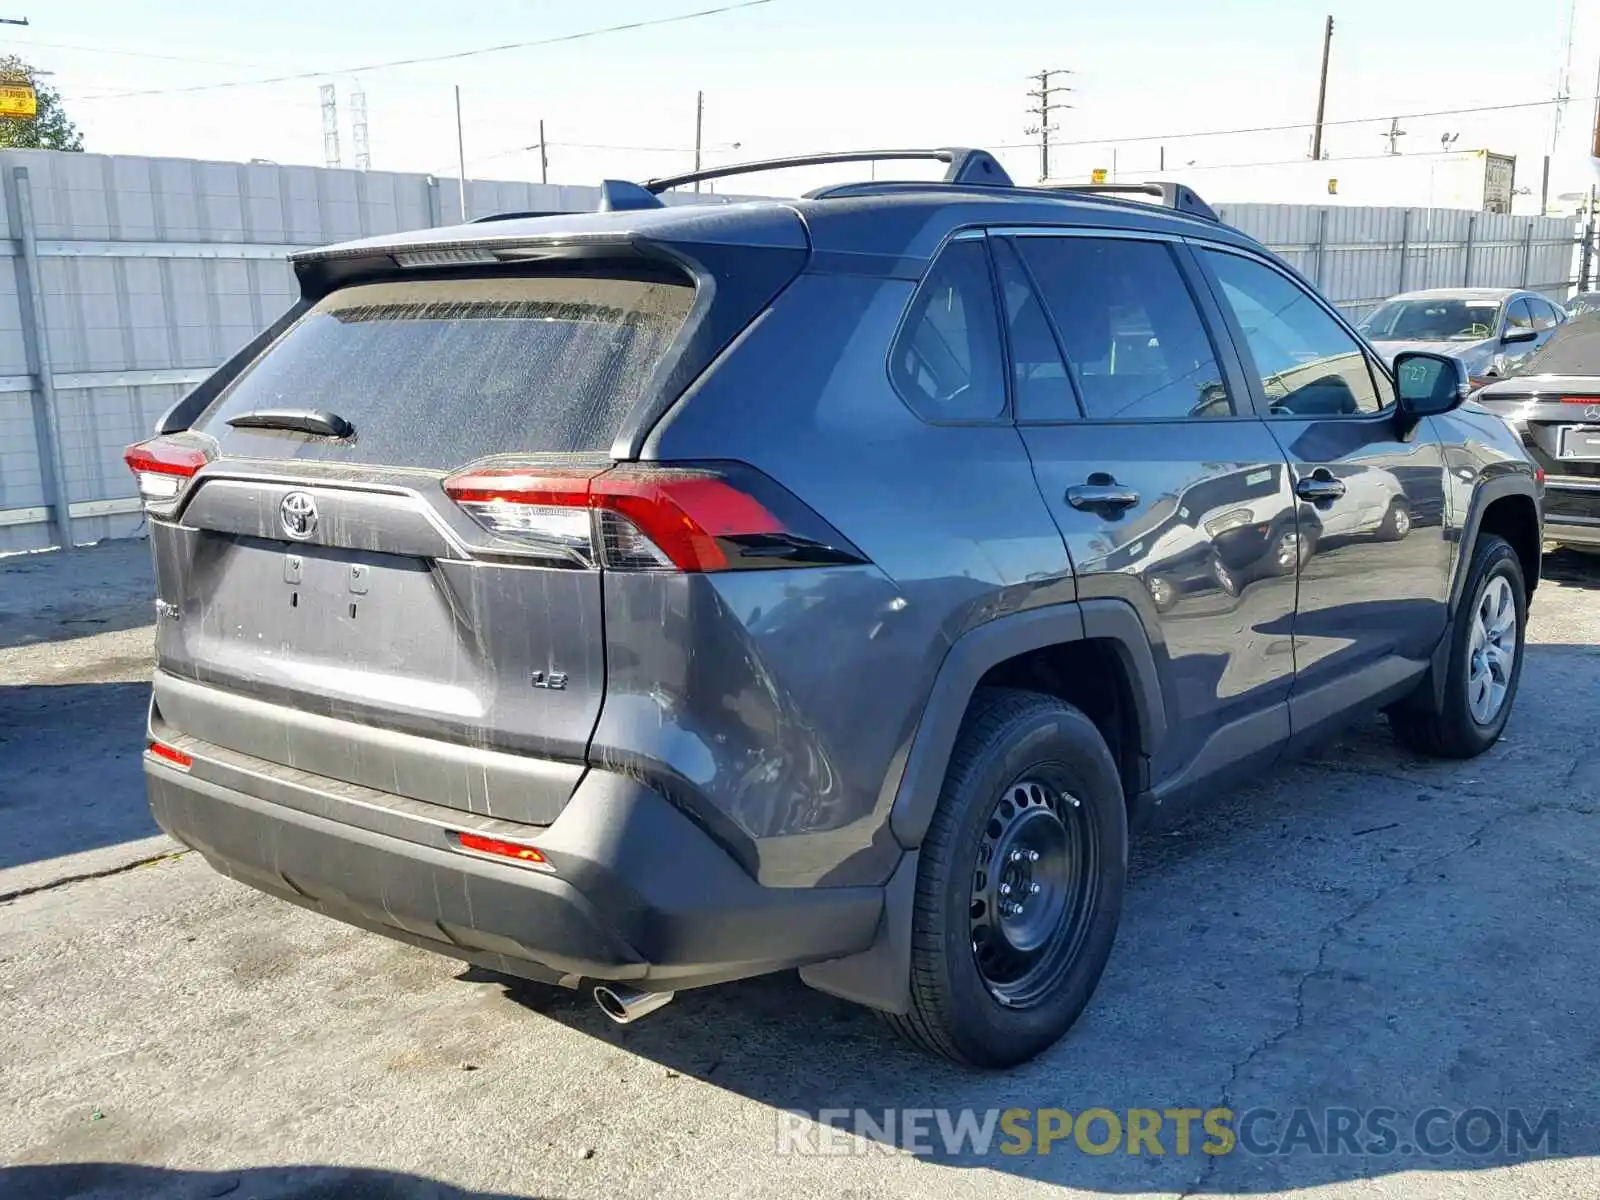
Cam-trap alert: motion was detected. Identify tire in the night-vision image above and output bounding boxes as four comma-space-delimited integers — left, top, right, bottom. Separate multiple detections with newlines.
1377, 497, 1411, 542
1389, 533, 1526, 759
1146, 574, 1178, 612
882, 689, 1127, 1068
1211, 557, 1238, 597
1265, 525, 1305, 576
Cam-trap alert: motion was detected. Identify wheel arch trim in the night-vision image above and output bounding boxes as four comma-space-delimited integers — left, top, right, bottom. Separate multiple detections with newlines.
885, 599, 1166, 850
1448, 472, 1541, 615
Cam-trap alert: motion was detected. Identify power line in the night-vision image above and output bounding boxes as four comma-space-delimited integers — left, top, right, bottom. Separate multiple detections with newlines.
74, 0, 777, 102
11, 37, 269, 68
989, 94, 1600, 152
1159, 146, 1516, 175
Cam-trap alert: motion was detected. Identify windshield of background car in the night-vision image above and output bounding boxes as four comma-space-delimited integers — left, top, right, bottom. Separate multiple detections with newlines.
1357, 299, 1501, 342
1568, 294, 1600, 318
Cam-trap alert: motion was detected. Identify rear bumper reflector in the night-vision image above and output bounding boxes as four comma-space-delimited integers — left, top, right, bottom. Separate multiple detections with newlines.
450, 830, 555, 872
149, 741, 193, 770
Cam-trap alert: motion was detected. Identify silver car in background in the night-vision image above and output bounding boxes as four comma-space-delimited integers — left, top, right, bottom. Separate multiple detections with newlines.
1357, 287, 1566, 388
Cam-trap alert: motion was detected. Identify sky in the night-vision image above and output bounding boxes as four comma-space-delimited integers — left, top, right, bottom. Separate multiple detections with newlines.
15, 0, 1600, 205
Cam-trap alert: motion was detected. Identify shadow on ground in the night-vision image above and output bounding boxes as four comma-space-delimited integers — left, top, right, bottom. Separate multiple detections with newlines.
0, 538, 154, 651
483, 686, 1600, 1194
0, 682, 157, 871
1538, 547, 1600, 588
0, 1163, 530, 1200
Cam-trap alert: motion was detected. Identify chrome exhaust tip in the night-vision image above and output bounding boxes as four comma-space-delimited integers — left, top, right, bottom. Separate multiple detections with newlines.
593, 984, 675, 1025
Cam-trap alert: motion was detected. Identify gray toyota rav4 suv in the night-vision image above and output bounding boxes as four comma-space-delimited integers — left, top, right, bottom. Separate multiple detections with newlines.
129, 149, 1542, 1067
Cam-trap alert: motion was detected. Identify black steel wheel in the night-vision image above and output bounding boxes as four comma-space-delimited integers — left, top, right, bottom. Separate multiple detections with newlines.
883, 688, 1127, 1068
969, 774, 1101, 1010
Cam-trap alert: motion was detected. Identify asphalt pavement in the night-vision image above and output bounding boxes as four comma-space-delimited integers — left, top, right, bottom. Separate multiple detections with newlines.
2, 540, 1598, 1200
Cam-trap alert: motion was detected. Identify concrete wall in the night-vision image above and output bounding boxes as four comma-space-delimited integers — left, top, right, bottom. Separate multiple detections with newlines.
0, 148, 1583, 553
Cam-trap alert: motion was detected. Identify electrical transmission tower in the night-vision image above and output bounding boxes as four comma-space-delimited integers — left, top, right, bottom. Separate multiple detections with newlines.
1025, 69, 1073, 182
350, 84, 370, 171
320, 84, 342, 169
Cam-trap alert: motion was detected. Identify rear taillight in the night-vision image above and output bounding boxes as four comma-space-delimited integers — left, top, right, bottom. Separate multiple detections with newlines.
124, 437, 211, 512
443, 462, 865, 573
1560, 396, 1600, 404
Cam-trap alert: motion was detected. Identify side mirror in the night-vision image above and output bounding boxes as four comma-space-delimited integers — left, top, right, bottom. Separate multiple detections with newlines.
1394, 351, 1469, 420
1502, 326, 1539, 345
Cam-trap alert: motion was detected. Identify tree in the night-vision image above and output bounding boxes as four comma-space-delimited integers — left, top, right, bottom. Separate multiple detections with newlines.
0, 56, 84, 152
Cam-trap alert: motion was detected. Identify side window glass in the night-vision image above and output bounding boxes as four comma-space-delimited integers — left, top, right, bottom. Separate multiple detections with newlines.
889, 239, 1007, 422
1506, 298, 1535, 333
1203, 249, 1382, 416
1012, 236, 1233, 420
1530, 299, 1558, 331
992, 238, 1079, 421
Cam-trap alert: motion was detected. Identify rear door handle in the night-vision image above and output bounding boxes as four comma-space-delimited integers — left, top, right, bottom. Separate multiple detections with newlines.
1067, 479, 1140, 511
1294, 473, 1346, 502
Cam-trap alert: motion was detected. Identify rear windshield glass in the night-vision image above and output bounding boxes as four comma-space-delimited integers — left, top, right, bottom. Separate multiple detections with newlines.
197, 273, 695, 467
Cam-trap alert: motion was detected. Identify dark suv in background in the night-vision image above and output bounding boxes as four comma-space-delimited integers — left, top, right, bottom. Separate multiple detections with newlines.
128, 149, 1542, 1067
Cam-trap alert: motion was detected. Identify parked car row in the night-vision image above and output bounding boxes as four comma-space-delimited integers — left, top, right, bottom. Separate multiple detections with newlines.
1350, 283, 1600, 555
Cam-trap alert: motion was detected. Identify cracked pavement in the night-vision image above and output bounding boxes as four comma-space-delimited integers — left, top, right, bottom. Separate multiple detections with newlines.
1, 541, 1598, 1199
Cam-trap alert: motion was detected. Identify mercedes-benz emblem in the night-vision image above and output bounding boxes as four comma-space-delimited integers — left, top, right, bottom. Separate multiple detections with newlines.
279, 491, 318, 541
1586, 405, 1600, 423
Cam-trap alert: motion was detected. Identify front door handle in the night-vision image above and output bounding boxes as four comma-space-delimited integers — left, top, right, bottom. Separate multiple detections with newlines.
1295, 472, 1346, 502
1067, 475, 1140, 512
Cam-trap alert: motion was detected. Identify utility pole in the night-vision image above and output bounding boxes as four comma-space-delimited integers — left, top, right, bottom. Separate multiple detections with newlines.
1310, 15, 1333, 160
1026, 69, 1073, 182
1383, 116, 1406, 155
538, 118, 548, 185
693, 91, 704, 193
454, 84, 467, 220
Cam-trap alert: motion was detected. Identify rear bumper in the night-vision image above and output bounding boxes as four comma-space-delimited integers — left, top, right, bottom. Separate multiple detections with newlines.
1543, 481, 1600, 548
147, 747, 883, 991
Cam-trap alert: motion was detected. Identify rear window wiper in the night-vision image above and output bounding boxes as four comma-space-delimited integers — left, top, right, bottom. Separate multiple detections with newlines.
226, 408, 354, 438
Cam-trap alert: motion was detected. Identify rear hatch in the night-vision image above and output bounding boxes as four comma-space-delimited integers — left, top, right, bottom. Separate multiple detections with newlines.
135, 248, 791, 826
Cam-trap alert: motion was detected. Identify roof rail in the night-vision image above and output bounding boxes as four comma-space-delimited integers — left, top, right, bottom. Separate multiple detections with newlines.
1035, 181, 1218, 222
643, 147, 1012, 194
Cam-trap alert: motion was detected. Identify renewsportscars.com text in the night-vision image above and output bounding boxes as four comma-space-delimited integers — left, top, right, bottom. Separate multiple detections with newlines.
775, 1106, 1559, 1158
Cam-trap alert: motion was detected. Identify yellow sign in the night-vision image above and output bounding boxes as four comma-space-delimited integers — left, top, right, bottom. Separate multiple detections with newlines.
1090, 168, 1108, 184
0, 85, 37, 119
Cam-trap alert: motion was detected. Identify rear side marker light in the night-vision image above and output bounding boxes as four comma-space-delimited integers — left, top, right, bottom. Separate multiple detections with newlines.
1535, 468, 1546, 484
444, 463, 865, 573
149, 741, 193, 770
451, 831, 554, 871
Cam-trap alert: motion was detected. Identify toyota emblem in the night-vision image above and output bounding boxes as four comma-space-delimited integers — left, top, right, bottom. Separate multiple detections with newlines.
279, 491, 318, 541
